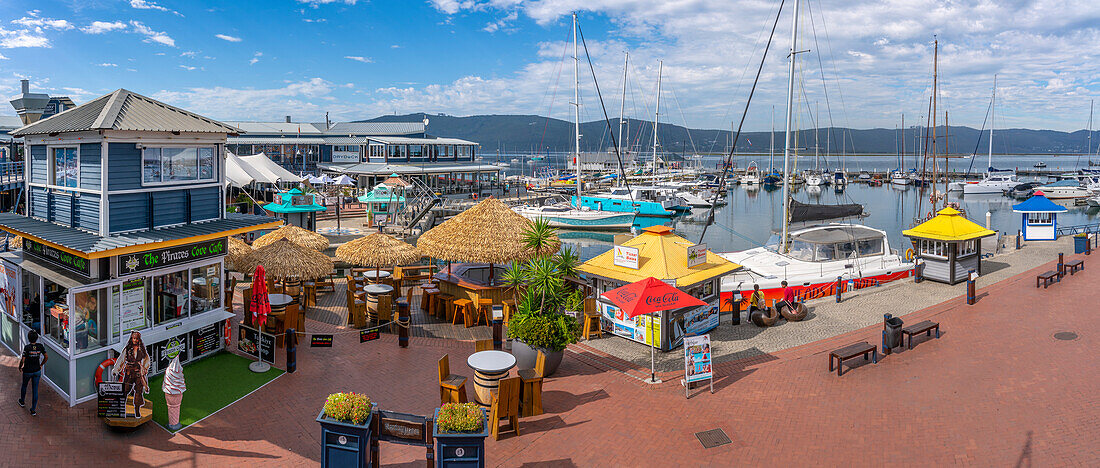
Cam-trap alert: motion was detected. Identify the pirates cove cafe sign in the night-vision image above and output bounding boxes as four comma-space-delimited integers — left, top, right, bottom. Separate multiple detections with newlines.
118, 238, 227, 276
24, 238, 91, 277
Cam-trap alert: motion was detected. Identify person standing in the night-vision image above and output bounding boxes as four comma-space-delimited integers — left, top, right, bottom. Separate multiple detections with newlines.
18, 330, 47, 416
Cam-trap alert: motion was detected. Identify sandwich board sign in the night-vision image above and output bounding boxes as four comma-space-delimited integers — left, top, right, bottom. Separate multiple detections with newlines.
682, 334, 714, 398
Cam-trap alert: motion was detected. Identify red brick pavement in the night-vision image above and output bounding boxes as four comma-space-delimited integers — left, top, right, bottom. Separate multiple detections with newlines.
0, 254, 1096, 466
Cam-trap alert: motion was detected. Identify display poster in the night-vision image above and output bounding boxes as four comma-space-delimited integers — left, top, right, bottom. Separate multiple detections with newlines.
612, 245, 639, 269
238, 325, 276, 364
683, 334, 713, 383
120, 279, 146, 332
190, 324, 221, 358
97, 382, 126, 417
0, 260, 19, 318
156, 333, 188, 370
599, 300, 664, 348
683, 299, 721, 336
686, 243, 708, 268
311, 334, 334, 347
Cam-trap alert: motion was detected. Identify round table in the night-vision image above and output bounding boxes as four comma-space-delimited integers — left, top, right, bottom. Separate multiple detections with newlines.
357, 271, 391, 284
361, 284, 394, 312
466, 350, 517, 405
268, 293, 293, 307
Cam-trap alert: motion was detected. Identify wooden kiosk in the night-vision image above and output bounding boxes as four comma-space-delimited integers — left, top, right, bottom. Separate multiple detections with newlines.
902, 207, 996, 284
1012, 191, 1066, 241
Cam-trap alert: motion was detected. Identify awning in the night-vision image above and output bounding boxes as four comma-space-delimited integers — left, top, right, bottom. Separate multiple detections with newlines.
239, 153, 304, 183
226, 151, 276, 186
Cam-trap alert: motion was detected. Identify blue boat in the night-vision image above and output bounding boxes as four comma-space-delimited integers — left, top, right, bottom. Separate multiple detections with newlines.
573, 188, 675, 217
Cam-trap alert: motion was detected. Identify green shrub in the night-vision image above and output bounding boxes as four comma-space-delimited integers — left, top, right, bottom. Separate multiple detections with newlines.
508, 307, 578, 352
323, 392, 372, 425
436, 402, 484, 433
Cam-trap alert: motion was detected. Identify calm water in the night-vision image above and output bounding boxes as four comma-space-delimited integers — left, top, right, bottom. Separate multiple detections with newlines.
492, 152, 1100, 260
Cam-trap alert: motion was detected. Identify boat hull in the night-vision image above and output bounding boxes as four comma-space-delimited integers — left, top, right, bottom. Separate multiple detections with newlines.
575, 195, 674, 217
719, 268, 912, 311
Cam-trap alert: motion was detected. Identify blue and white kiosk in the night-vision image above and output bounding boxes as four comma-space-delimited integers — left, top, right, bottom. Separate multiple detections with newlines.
1012, 191, 1066, 241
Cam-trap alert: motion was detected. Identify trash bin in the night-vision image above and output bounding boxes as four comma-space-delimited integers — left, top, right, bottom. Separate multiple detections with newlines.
884, 316, 904, 350
1074, 234, 1087, 254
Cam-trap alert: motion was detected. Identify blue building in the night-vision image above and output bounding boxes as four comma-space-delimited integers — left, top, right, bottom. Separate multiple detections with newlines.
0, 88, 280, 406
1012, 191, 1067, 241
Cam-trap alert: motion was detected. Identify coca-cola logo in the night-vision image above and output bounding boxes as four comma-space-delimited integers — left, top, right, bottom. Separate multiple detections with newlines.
614, 290, 637, 303
643, 292, 680, 307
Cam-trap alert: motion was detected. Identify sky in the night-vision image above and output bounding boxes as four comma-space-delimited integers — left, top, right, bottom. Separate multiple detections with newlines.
0, 0, 1098, 132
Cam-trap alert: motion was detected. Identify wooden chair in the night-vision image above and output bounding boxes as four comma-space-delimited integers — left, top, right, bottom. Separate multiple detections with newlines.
225, 278, 237, 315
474, 339, 493, 352
518, 351, 546, 417
243, 287, 254, 327
284, 302, 304, 334
582, 311, 603, 340
438, 354, 468, 405
422, 288, 440, 316
302, 280, 317, 308
377, 295, 394, 332
316, 273, 336, 293
476, 298, 493, 326
452, 299, 474, 327
502, 298, 517, 322
489, 376, 521, 441
436, 293, 454, 321
345, 287, 366, 328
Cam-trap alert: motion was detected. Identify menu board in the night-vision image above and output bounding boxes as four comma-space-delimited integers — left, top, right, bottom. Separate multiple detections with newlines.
238, 325, 275, 364
120, 279, 146, 332
683, 335, 713, 383
190, 324, 221, 358
97, 382, 126, 417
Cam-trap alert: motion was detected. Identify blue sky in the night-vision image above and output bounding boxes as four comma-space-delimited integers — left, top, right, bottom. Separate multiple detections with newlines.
1, 0, 1099, 132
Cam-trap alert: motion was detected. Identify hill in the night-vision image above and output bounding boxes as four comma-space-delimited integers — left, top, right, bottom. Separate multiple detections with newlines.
362, 113, 1098, 155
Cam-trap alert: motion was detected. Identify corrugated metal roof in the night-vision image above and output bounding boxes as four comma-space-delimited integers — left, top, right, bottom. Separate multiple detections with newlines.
0, 212, 278, 256
368, 136, 477, 145
323, 136, 367, 145
902, 207, 997, 241
333, 162, 502, 175
223, 121, 325, 134
579, 225, 741, 287
229, 137, 327, 145
12, 89, 240, 136
326, 122, 424, 135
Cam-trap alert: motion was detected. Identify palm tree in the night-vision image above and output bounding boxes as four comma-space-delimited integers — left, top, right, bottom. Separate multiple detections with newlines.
521, 218, 558, 257
500, 260, 526, 304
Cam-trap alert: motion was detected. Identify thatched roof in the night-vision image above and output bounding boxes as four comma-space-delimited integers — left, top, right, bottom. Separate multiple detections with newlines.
335, 233, 422, 267
226, 236, 252, 270
252, 224, 329, 251
417, 197, 559, 263
239, 238, 333, 280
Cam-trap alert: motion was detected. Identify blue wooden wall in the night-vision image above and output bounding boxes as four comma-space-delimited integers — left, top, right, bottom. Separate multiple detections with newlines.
108, 192, 149, 232
29, 145, 47, 184
106, 143, 142, 191
189, 187, 220, 221
79, 143, 101, 191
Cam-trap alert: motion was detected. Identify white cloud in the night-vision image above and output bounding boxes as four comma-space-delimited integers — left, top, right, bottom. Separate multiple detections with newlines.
249, 51, 262, 65
297, 0, 358, 8
12, 15, 74, 31
151, 78, 353, 121
0, 53, 8, 60
483, 10, 518, 33
303, 18, 327, 23
344, 56, 372, 63
181, 50, 197, 57
390, 44, 401, 49
97, 62, 118, 67
81, 21, 128, 34
130, 0, 183, 17
130, 21, 175, 47
178, 64, 196, 71
0, 29, 50, 48
429, 0, 477, 15
215, 34, 242, 42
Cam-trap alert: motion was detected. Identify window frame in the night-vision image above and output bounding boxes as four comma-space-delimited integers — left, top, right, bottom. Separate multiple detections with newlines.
49, 146, 80, 189
141, 145, 218, 187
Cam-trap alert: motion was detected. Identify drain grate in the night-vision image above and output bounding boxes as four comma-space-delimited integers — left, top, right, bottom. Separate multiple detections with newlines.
695, 428, 732, 449
1053, 331, 1078, 341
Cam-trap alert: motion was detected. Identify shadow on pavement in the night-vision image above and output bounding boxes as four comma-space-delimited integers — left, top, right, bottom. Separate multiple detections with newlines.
542, 389, 608, 414
519, 459, 578, 468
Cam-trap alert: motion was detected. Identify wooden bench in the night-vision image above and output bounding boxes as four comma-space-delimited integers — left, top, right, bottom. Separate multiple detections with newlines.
1036, 271, 1058, 288
1066, 259, 1084, 275
901, 320, 940, 349
829, 342, 877, 376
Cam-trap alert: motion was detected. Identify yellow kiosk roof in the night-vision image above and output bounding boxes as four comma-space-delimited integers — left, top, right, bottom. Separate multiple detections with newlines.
902, 207, 996, 242
578, 225, 741, 287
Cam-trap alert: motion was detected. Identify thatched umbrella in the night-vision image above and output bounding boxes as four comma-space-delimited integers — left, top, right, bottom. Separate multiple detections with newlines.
253, 224, 329, 252
238, 238, 334, 280
418, 198, 559, 269
226, 236, 252, 271
336, 233, 421, 267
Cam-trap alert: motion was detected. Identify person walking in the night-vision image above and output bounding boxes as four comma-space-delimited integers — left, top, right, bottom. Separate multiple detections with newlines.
18, 330, 47, 416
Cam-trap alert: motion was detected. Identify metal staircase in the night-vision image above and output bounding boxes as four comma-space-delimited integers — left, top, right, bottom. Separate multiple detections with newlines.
393, 177, 442, 235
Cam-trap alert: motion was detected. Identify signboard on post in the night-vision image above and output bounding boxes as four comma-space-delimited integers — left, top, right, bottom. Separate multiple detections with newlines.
238, 324, 276, 364
686, 243, 708, 268
97, 382, 126, 417
311, 334, 334, 347
613, 245, 639, 269
683, 334, 714, 398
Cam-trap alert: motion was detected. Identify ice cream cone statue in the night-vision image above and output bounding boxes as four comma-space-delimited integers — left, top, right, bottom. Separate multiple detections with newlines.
162, 356, 187, 430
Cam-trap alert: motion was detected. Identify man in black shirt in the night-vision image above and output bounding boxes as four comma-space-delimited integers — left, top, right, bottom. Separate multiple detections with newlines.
18, 330, 47, 416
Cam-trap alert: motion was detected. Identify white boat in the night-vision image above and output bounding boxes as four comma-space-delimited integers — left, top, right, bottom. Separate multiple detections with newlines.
1087, 196, 1100, 207
963, 171, 1017, 194
513, 204, 635, 230
740, 162, 761, 185
719, 224, 912, 304
805, 172, 826, 186
890, 170, 912, 185
1035, 179, 1089, 199
832, 170, 847, 186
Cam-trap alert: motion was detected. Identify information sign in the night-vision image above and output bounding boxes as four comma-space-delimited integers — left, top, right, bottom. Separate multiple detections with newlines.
360, 328, 380, 343
238, 325, 276, 364
613, 245, 639, 269
97, 382, 126, 418
311, 334, 334, 347
190, 324, 221, 358
683, 334, 714, 398
120, 279, 146, 332
686, 243, 708, 268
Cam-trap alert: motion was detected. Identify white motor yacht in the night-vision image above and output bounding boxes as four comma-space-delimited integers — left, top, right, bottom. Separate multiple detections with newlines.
805, 172, 826, 186
740, 162, 761, 185
890, 170, 912, 185
962, 171, 1017, 194
1035, 179, 1089, 199
513, 203, 635, 230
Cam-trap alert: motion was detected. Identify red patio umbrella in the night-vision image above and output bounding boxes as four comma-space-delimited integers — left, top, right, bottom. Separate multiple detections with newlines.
602, 277, 706, 383
250, 265, 271, 329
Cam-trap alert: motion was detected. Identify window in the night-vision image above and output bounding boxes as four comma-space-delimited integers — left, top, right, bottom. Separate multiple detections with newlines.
857, 239, 884, 257
814, 243, 836, 261
21, 270, 40, 331
143, 147, 215, 184
43, 278, 68, 347
74, 287, 111, 353
189, 264, 221, 315
958, 239, 978, 257
1027, 212, 1053, 225
409, 145, 423, 158
151, 270, 189, 325
919, 239, 948, 258
52, 147, 78, 187
787, 240, 814, 261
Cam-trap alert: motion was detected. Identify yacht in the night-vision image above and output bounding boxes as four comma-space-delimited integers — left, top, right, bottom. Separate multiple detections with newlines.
962, 170, 1018, 194
1034, 161, 1047, 168
1087, 196, 1100, 208
740, 162, 761, 185
890, 170, 912, 185
1035, 179, 1089, 199
513, 203, 635, 230
1008, 182, 1043, 199
832, 170, 848, 187
719, 224, 912, 305
575, 187, 677, 217
857, 170, 871, 181
805, 172, 826, 186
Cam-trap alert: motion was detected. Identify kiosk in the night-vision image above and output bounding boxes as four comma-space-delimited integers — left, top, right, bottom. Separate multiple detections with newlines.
577, 225, 741, 351
264, 188, 326, 231
0, 88, 280, 406
1012, 191, 1066, 241
902, 207, 996, 285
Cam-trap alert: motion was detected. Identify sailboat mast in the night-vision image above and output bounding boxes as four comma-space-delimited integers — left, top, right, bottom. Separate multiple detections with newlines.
780, 0, 801, 252
770, 106, 775, 170
573, 12, 582, 203
901, 113, 905, 170
652, 60, 663, 179
815, 101, 819, 171
619, 52, 628, 157
930, 38, 939, 210
989, 74, 996, 170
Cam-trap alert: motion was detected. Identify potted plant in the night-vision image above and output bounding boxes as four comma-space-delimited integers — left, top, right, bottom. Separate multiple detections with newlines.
505, 220, 581, 376
316, 392, 375, 468
433, 402, 489, 467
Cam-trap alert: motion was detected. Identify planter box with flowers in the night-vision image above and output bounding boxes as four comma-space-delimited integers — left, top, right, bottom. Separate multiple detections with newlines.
316, 392, 376, 468
433, 402, 489, 468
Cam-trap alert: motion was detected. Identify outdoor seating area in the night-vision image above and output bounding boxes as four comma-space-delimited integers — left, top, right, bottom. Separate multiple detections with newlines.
1036, 253, 1086, 288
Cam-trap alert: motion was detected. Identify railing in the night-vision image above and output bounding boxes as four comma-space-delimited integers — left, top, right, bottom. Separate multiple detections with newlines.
0, 161, 23, 185
1056, 223, 1100, 237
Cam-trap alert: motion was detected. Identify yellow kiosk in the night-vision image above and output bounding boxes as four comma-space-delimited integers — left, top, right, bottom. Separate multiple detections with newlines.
902, 207, 996, 285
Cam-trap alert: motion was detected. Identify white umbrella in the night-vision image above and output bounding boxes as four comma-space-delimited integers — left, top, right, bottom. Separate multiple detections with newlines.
320, 174, 336, 184
308, 175, 327, 184
335, 175, 356, 185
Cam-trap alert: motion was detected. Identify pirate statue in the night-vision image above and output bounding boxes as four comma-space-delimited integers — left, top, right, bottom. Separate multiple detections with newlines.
114, 331, 150, 418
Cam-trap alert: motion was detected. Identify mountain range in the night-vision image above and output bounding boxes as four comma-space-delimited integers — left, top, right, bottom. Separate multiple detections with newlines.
363, 113, 1100, 156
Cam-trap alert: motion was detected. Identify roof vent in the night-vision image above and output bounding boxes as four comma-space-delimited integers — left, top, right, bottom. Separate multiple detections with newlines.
285, 115, 291, 123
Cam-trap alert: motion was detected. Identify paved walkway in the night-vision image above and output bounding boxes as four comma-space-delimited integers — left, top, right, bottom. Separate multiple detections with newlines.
0, 252, 1095, 466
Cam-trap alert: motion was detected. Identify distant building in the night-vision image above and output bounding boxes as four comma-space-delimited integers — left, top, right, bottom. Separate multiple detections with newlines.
8, 79, 75, 125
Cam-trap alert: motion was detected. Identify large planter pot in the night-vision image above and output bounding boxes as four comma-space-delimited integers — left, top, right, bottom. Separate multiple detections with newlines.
316, 404, 376, 468
433, 407, 489, 468
511, 339, 564, 376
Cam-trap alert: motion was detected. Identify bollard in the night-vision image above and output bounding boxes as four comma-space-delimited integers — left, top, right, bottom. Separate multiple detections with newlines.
1058, 252, 1064, 280
1087, 235, 1092, 256
397, 300, 410, 348
370, 408, 381, 468
914, 260, 924, 283
1016, 229, 1021, 250
731, 291, 742, 325
286, 328, 297, 374
492, 315, 503, 350
881, 313, 892, 356
835, 276, 843, 303
966, 270, 976, 305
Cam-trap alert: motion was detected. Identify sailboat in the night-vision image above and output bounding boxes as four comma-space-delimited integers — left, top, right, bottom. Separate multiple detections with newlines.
718, 0, 912, 304
514, 13, 635, 230
805, 103, 828, 186
963, 75, 1017, 195
891, 116, 912, 185
762, 106, 783, 185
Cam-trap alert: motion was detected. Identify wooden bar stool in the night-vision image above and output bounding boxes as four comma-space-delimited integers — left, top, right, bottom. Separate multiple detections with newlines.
476, 298, 493, 326
422, 288, 440, 317
452, 298, 473, 327
502, 298, 516, 322
582, 311, 603, 340
437, 293, 455, 321
518, 351, 546, 417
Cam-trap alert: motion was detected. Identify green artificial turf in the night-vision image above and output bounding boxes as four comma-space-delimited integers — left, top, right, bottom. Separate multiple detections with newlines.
145, 351, 283, 432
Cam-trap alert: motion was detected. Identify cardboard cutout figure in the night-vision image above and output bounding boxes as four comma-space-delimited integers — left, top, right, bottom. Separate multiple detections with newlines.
115, 331, 150, 418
